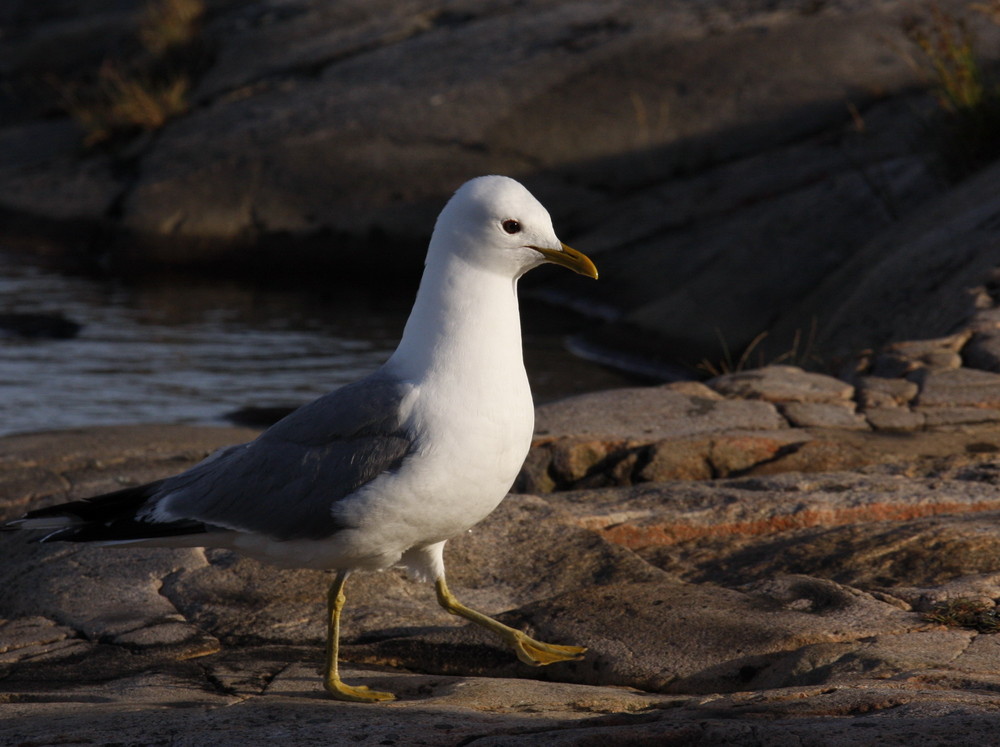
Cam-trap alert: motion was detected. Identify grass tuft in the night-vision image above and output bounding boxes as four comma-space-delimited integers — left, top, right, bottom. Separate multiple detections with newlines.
139, 0, 205, 56
923, 598, 1000, 633
66, 62, 191, 146
697, 321, 820, 378
59, 0, 206, 146
900, 2, 1000, 180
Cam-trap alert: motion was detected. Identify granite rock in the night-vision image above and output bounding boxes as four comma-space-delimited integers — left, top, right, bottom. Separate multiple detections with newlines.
708, 366, 854, 404
4, 0, 994, 375
5, 403, 1000, 741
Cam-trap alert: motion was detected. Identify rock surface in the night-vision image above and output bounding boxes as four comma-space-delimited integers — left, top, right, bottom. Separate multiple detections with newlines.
520, 364, 1000, 491
5, 0, 1000, 371
6, 372, 1000, 742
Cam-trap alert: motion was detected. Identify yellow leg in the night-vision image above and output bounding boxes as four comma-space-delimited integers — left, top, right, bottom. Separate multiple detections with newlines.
323, 571, 395, 702
434, 577, 586, 666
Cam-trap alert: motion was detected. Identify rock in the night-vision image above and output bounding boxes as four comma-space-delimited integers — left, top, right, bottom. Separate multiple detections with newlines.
0, 312, 82, 339
0, 424, 259, 519
796, 156, 1000, 363
0, 616, 90, 665
749, 438, 875, 475
4, 0, 1000, 381
963, 330, 1000, 372
864, 406, 927, 431
779, 402, 869, 430
871, 332, 971, 377
919, 407, 1000, 427
534, 387, 786, 440
110, 1, 930, 272
856, 375, 919, 408
915, 367, 1000, 408
520, 375, 1000, 490
556, 471, 1000, 563
708, 366, 854, 404
7, 420, 1000, 741
569, 89, 944, 368
637, 438, 712, 482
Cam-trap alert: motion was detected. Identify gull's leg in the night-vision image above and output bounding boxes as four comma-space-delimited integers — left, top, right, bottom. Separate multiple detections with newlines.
323, 570, 395, 702
434, 576, 586, 666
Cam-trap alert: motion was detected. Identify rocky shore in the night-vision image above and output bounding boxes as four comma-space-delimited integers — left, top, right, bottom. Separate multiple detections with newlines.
5, 0, 1000, 373
6, 352, 1000, 743
6, 0, 1000, 742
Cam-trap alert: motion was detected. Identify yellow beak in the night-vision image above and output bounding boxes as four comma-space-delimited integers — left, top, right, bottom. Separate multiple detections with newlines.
531, 243, 599, 279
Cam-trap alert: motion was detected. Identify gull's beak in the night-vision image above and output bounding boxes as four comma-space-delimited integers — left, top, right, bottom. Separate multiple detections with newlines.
531, 243, 599, 279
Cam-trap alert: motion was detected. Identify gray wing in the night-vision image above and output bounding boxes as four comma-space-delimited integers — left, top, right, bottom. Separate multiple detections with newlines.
153, 372, 415, 541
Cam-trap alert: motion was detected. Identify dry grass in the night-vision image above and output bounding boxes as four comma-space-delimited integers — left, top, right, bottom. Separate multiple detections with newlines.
139, 0, 205, 55
904, 4, 985, 113
68, 63, 191, 146
697, 321, 821, 378
61, 0, 205, 146
924, 598, 1000, 633
900, 2, 1000, 179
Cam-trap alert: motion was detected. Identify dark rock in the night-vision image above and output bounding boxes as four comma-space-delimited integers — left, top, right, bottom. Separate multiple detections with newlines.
963, 331, 1000, 372
798, 157, 1000, 363
0, 0, 968, 376
0, 313, 82, 339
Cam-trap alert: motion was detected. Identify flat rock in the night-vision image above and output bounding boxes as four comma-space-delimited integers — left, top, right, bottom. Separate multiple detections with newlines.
552, 470, 1000, 560
0, 424, 259, 518
871, 332, 971, 377
709, 366, 854, 404
6, 425, 1000, 741
915, 367, 1000, 408
856, 375, 919, 408
779, 401, 869, 430
864, 406, 927, 431
534, 387, 786, 440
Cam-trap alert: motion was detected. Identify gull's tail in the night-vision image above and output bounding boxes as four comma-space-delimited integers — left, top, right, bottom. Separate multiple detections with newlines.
4, 480, 210, 544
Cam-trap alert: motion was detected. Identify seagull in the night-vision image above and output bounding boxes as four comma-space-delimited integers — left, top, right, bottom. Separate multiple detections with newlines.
6, 175, 598, 702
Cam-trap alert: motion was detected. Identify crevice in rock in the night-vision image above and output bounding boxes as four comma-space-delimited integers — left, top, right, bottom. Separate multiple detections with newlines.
722, 439, 808, 478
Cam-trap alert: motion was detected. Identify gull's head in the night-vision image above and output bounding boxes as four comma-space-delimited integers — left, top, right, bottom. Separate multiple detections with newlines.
429, 175, 598, 280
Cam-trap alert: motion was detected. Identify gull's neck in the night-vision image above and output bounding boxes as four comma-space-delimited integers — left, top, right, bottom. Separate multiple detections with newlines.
386, 252, 525, 385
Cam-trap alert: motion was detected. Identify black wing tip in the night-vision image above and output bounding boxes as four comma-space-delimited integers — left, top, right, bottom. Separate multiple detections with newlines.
6, 479, 212, 544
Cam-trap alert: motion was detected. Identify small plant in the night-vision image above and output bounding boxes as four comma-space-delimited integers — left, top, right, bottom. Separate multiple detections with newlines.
697, 320, 821, 378
697, 329, 769, 378
923, 598, 1000, 633
66, 62, 191, 146
59, 0, 206, 146
139, 0, 205, 56
900, 2, 1000, 180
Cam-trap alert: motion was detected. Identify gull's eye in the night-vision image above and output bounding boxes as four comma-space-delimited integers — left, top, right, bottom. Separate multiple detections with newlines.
501, 219, 521, 235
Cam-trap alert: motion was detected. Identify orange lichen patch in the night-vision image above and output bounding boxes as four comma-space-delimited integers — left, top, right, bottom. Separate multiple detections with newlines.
580, 500, 1000, 549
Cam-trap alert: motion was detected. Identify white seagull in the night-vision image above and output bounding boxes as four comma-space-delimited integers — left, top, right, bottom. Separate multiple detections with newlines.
7, 175, 598, 702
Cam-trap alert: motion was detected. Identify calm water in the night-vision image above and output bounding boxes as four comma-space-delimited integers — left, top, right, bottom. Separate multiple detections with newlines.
0, 253, 635, 437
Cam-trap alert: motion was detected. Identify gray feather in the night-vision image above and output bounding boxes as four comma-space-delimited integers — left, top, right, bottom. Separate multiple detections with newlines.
155, 372, 414, 541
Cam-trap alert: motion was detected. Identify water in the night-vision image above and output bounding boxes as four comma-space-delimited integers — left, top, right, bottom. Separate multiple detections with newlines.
0, 253, 635, 437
